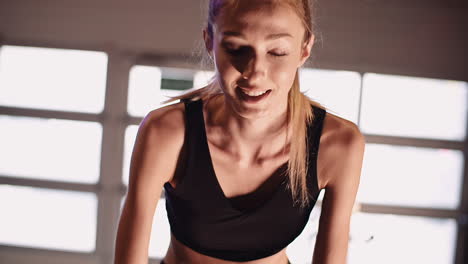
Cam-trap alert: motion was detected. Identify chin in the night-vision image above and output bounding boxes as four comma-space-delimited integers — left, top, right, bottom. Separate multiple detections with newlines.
232, 102, 271, 120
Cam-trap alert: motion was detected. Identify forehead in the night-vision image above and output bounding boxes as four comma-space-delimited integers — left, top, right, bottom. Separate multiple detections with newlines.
214, 1, 304, 39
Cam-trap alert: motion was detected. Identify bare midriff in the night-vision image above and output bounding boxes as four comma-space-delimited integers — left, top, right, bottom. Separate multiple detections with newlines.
162, 233, 290, 264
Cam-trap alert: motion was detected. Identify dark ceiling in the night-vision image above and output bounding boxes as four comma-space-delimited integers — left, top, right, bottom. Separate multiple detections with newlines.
0, 0, 467, 81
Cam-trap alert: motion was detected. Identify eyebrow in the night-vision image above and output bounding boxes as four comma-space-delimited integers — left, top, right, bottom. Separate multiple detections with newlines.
222, 31, 293, 40
266, 33, 293, 40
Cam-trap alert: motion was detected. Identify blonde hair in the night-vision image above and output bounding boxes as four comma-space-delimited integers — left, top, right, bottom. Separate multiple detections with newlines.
169, 0, 322, 207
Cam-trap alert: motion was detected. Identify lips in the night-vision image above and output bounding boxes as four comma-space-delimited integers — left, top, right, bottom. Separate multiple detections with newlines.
241, 89, 269, 96
237, 87, 272, 103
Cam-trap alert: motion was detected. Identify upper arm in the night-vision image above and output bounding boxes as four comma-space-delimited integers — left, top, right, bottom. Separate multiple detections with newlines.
115, 102, 185, 264
126, 103, 185, 206
313, 118, 365, 264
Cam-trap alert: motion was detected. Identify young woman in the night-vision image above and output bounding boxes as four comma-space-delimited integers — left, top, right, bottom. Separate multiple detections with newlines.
114, 0, 365, 263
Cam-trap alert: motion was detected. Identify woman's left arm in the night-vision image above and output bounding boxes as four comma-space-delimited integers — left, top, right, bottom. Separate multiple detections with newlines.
312, 123, 365, 264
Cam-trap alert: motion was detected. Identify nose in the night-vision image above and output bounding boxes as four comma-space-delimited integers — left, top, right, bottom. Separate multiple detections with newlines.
241, 54, 266, 84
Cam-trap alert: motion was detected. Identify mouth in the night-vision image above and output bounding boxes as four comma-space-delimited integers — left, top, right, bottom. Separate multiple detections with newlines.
237, 87, 272, 103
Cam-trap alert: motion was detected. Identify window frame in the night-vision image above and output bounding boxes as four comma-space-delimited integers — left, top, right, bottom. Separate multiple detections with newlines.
0, 44, 466, 264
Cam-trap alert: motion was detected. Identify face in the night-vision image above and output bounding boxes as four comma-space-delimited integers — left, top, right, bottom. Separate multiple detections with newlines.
205, 1, 313, 119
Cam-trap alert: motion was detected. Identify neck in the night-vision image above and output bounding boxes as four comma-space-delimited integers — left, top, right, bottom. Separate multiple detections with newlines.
205, 95, 290, 165
225, 106, 288, 142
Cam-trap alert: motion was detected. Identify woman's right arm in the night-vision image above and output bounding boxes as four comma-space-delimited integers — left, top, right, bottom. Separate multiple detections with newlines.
114, 103, 185, 264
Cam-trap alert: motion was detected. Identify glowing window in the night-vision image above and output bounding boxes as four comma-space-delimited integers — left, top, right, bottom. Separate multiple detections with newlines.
0, 115, 102, 183
299, 68, 361, 123
122, 125, 139, 185
360, 73, 467, 140
127, 66, 195, 117
358, 144, 463, 209
348, 213, 456, 264
0, 185, 97, 252
0, 45, 107, 113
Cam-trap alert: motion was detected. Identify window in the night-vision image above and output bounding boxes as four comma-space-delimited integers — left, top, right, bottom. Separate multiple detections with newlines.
127, 66, 198, 117
0, 45, 107, 256
360, 73, 467, 140
123, 125, 139, 186
124, 66, 199, 257
122, 67, 467, 263
0, 115, 102, 183
193, 70, 215, 88
0, 45, 107, 113
299, 68, 361, 123
348, 213, 456, 263
1, 45, 466, 264
354, 73, 467, 264
358, 144, 463, 209
127, 65, 162, 117
0, 185, 97, 252
148, 198, 172, 259
286, 203, 322, 263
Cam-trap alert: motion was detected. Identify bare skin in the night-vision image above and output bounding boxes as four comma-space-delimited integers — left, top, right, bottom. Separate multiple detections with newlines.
114, 97, 364, 264
114, 1, 365, 264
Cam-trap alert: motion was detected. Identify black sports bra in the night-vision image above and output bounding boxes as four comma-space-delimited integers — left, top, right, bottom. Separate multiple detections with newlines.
163, 99, 326, 261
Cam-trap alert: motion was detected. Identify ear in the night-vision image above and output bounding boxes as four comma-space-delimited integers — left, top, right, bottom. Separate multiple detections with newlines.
298, 34, 314, 67
203, 28, 213, 54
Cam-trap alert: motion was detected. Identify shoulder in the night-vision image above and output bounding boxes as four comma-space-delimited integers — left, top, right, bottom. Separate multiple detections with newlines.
141, 101, 186, 140
317, 112, 365, 189
131, 101, 186, 184
321, 112, 364, 149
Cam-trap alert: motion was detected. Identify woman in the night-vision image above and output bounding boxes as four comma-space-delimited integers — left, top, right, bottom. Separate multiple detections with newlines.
114, 0, 365, 263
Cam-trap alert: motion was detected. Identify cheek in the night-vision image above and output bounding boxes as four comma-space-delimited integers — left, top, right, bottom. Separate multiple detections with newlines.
269, 61, 298, 90
214, 53, 239, 89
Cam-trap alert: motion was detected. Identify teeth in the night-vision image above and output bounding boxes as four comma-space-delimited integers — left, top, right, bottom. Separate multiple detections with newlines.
242, 90, 268, 97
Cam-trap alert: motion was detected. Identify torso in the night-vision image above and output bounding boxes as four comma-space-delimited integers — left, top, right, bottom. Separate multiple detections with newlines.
161, 96, 355, 264
202, 98, 291, 210
164, 233, 290, 264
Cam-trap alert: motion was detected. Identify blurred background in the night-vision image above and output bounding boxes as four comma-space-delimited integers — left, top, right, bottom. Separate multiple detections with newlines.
0, 0, 467, 263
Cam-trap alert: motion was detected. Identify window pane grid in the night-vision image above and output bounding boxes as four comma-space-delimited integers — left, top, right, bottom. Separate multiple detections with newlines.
1, 47, 466, 263
0, 176, 99, 193
0, 45, 107, 255
364, 134, 465, 151
359, 204, 459, 219
123, 65, 465, 264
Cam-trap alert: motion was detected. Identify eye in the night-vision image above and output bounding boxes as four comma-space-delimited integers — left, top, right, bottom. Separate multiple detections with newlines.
268, 48, 289, 57
224, 46, 249, 56
269, 51, 288, 57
